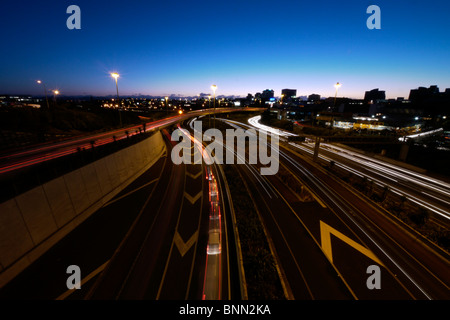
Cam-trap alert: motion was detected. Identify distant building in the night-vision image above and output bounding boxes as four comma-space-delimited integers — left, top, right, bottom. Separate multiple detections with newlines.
261, 89, 274, 100
308, 94, 321, 101
364, 88, 385, 102
408, 85, 439, 102
281, 89, 297, 99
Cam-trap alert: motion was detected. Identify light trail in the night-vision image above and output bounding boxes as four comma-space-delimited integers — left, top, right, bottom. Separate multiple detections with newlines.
190, 117, 279, 199
0, 108, 259, 175
243, 115, 450, 220
247, 115, 297, 137
321, 143, 450, 196
399, 128, 443, 142
177, 123, 222, 300
244, 117, 434, 299
288, 142, 450, 220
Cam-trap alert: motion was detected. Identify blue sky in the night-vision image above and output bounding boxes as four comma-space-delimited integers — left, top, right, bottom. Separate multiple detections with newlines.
1, 0, 449, 99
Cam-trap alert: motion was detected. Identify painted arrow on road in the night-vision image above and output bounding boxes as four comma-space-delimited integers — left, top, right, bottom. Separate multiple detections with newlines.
184, 191, 202, 205
174, 231, 199, 257
320, 220, 384, 266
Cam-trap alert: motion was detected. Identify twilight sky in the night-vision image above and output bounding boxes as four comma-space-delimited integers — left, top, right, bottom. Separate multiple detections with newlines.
1, 0, 449, 99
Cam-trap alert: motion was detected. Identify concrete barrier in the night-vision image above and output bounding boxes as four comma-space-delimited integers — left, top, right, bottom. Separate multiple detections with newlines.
0, 131, 166, 287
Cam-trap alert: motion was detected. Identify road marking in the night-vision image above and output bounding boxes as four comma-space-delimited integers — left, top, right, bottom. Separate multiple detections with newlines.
174, 231, 199, 257
184, 191, 202, 204
103, 178, 159, 207
279, 161, 327, 208
186, 170, 202, 180
320, 220, 384, 266
56, 260, 109, 300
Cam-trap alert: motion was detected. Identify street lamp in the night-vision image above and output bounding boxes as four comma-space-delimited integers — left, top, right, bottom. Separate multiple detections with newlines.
36, 80, 50, 109
211, 84, 217, 127
165, 96, 169, 116
52, 90, 60, 107
334, 82, 341, 108
111, 73, 122, 127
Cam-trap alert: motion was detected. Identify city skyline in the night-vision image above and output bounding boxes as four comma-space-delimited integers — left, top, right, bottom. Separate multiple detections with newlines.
1, 1, 450, 99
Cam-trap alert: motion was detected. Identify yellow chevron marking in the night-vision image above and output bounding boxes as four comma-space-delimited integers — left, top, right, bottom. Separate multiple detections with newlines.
174, 231, 198, 257
320, 220, 384, 267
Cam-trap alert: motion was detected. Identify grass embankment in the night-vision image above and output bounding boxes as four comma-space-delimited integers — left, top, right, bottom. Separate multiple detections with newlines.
222, 164, 285, 299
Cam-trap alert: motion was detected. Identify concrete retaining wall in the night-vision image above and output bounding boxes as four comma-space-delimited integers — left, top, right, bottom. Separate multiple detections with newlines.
0, 131, 166, 287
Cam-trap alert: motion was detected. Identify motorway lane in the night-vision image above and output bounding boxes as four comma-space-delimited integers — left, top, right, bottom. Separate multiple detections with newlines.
87, 128, 230, 300
0, 117, 239, 300
0, 149, 167, 299
206, 119, 354, 299
247, 115, 450, 223
293, 141, 450, 222
219, 118, 449, 299
279, 143, 450, 299
86, 130, 184, 299
180, 123, 235, 300
234, 162, 354, 299
154, 160, 205, 299
275, 153, 413, 299
87, 142, 185, 299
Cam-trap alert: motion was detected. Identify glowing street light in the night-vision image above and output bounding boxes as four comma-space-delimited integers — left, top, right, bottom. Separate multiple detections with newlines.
111, 72, 122, 127
53, 89, 59, 101
211, 84, 217, 127
165, 96, 169, 116
334, 82, 341, 107
36, 80, 50, 109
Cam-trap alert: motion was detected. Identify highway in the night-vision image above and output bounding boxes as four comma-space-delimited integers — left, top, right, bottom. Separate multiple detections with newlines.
0, 150, 168, 299
1, 110, 448, 300
0, 108, 263, 175
290, 140, 450, 222
247, 116, 450, 226
84, 127, 234, 299
0, 126, 237, 300
216, 116, 450, 299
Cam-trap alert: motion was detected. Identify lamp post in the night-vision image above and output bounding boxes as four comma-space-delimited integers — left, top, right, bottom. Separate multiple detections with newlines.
334, 82, 341, 108
165, 96, 169, 116
111, 73, 122, 127
211, 84, 217, 128
36, 80, 50, 109
331, 82, 342, 128
52, 90, 60, 107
